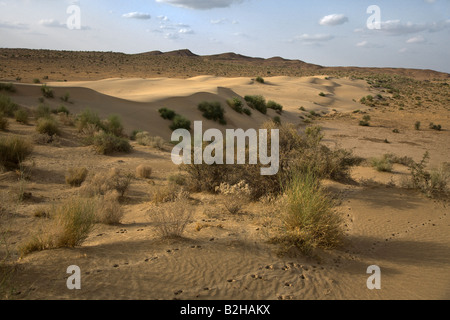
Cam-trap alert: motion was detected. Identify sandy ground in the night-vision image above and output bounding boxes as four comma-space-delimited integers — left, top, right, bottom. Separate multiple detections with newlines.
1, 73, 449, 300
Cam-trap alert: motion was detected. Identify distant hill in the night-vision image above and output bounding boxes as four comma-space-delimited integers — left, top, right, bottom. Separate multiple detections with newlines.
0, 48, 448, 83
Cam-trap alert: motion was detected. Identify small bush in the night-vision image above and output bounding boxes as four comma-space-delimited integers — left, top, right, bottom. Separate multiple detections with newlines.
36, 117, 60, 136
95, 190, 123, 225
80, 168, 133, 198
136, 165, 152, 179
359, 115, 371, 127
170, 115, 191, 131
227, 98, 244, 114
272, 171, 343, 255
149, 200, 192, 238
0, 136, 33, 170
371, 155, 393, 172
215, 181, 251, 215
244, 95, 267, 114
267, 100, 283, 114
18, 197, 96, 256
33, 79, 40, 84
76, 108, 102, 132
319, 92, 326, 97
65, 167, 88, 187
429, 123, 442, 131
255, 77, 265, 84
273, 116, 281, 125
198, 101, 226, 125
14, 109, 29, 124
92, 132, 132, 155
52, 105, 70, 115
168, 174, 187, 186
40, 85, 54, 98
0, 83, 15, 93
135, 131, 165, 149
0, 113, 8, 131
243, 108, 252, 116
158, 108, 176, 120
60, 92, 70, 103
415, 121, 421, 131
103, 114, 124, 137
0, 94, 19, 116
35, 104, 51, 119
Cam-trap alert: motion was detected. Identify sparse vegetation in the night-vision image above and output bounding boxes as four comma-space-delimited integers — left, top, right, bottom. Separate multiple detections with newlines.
36, 117, 60, 136
60, 92, 70, 103
244, 95, 267, 114
0, 136, 33, 170
198, 101, 226, 125
267, 100, 283, 114
80, 168, 133, 198
359, 115, 371, 126
0, 83, 15, 93
92, 131, 132, 155
319, 92, 326, 97
65, 167, 88, 187
371, 155, 394, 172
135, 131, 165, 149
158, 108, 176, 120
0, 94, 19, 117
149, 200, 192, 238
95, 190, 124, 225
170, 115, 191, 131
429, 123, 442, 131
40, 84, 54, 98
255, 76, 265, 84
14, 109, 29, 124
0, 113, 8, 131
227, 97, 244, 114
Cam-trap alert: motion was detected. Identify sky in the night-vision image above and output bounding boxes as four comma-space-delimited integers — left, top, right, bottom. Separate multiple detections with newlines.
1, 0, 449, 73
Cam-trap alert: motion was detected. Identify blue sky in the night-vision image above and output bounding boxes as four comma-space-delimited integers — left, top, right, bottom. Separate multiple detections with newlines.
1, 0, 449, 72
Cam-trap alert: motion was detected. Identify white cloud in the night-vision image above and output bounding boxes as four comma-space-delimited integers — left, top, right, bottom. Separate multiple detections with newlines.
297, 33, 334, 42
380, 19, 450, 35
156, 0, 244, 10
210, 18, 227, 24
0, 21, 28, 29
39, 19, 65, 28
356, 41, 368, 47
319, 14, 349, 26
179, 28, 194, 34
406, 35, 426, 43
122, 12, 151, 20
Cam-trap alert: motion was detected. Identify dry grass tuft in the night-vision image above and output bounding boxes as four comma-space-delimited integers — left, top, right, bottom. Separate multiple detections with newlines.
136, 165, 152, 179
65, 167, 88, 187
148, 200, 192, 238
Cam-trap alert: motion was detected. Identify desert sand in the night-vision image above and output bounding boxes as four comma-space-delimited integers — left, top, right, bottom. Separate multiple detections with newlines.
0, 51, 449, 301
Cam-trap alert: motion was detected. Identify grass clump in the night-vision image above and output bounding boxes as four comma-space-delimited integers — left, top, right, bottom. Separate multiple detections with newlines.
14, 109, 29, 124
170, 115, 191, 131
136, 165, 152, 179
429, 123, 442, 131
198, 101, 226, 125
52, 105, 70, 115
95, 191, 124, 225
36, 117, 60, 136
359, 115, 371, 127
18, 197, 96, 256
103, 114, 124, 137
80, 168, 133, 198
135, 131, 165, 150
0, 136, 33, 170
35, 104, 51, 119
65, 167, 88, 187
371, 155, 393, 172
319, 92, 326, 97
40, 85, 54, 98
244, 95, 267, 114
76, 108, 102, 132
415, 121, 421, 131
158, 108, 176, 120
272, 171, 343, 255
0, 113, 8, 131
92, 132, 132, 155
0, 94, 19, 117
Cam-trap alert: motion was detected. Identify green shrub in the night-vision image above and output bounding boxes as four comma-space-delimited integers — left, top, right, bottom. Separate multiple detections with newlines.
273, 116, 281, 125
359, 115, 371, 127
92, 132, 132, 155
267, 100, 283, 113
319, 92, 326, 97
103, 114, 124, 137
0, 94, 19, 116
14, 109, 29, 124
35, 104, 51, 119
244, 95, 267, 114
0, 83, 15, 93
52, 105, 70, 115
76, 108, 102, 132
198, 101, 226, 125
36, 117, 60, 136
0, 136, 33, 169
272, 171, 343, 254
158, 108, 176, 120
33, 78, 40, 84
243, 108, 252, 116
170, 115, 191, 131
40, 85, 54, 98
255, 77, 265, 84
227, 98, 244, 114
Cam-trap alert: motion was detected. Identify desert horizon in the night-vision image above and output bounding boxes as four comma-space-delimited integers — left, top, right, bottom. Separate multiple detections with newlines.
1, 0, 449, 306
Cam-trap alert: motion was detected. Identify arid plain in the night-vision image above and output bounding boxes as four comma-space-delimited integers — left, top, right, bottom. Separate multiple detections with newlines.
0, 49, 449, 300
